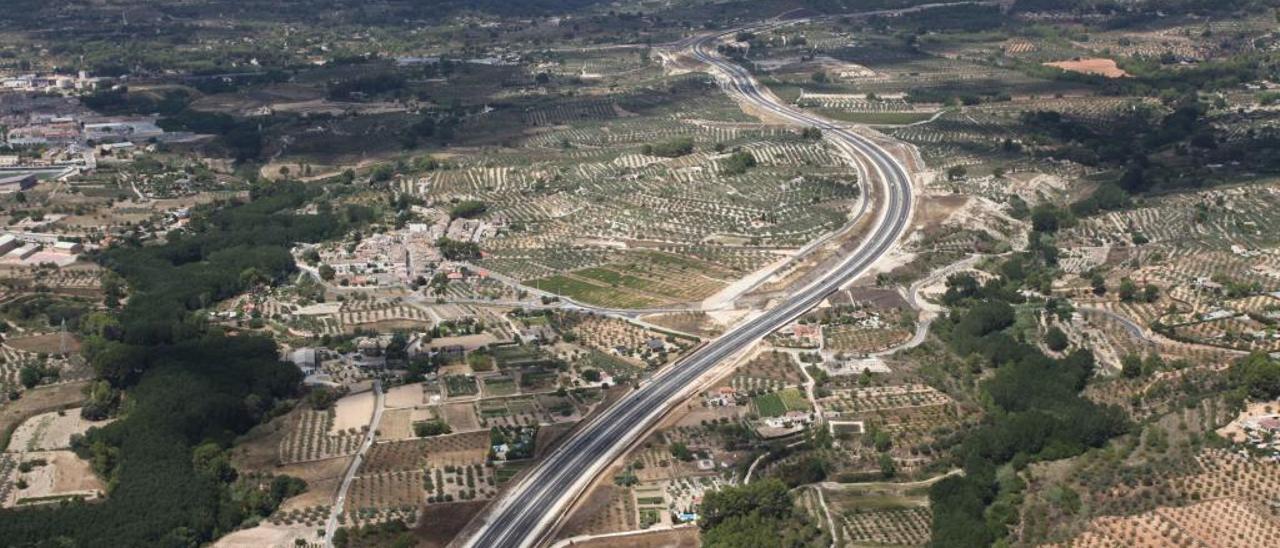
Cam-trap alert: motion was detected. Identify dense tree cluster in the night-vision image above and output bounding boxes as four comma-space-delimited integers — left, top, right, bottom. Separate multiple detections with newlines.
699, 479, 827, 547
435, 237, 482, 261
0, 181, 359, 546
1228, 353, 1280, 401
641, 137, 695, 158
448, 200, 488, 220
0, 336, 304, 546
1024, 92, 1280, 217
928, 258, 1130, 547
101, 181, 342, 347
720, 151, 757, 176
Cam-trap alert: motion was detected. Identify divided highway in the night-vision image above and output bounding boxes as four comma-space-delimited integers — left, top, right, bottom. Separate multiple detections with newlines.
461, 26, 916, 548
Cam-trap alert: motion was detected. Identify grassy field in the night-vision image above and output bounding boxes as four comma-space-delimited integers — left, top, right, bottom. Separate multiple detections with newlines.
752, 387, 810, 417
528, 275, 663, 309
493, 345, 554, 369
484, 376, 518, 396
495, 462, 528, 483
576, 350, 640, 381
529, 250, 743, 308
754, 392, 787, 417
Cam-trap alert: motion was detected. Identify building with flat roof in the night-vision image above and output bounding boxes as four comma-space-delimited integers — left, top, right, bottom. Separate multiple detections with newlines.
0, 234, 17, 255
51, 240, 82, 254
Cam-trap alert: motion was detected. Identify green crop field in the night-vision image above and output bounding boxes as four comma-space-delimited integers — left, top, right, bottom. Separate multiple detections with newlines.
753, 392, 787, 417
484, 376, 518, 396
753, 387, 809, 417
527, 275, 663, 309
779, 387, 811, 411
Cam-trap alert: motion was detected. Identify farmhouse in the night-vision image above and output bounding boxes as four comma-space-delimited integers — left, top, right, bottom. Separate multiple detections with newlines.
706, 386, 739, 407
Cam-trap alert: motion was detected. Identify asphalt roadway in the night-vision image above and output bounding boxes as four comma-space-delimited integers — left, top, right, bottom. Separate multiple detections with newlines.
461, 26, 916, 548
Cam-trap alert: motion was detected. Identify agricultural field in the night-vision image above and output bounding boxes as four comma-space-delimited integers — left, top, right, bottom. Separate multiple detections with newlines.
474, 396, 552, 428
378, 75, 864, 308
751, 387, 810, 418
823, 322, 914, 355
491, 345, 557, 371
1013, 383, 1280, 547
278, 409, 364, 464
806, 482, 933, 547
480, 374, 518, 397
570, 350, 643, 386
729, 350, 804, 395
818, 383, 963, 471
443, 375, 480, 398
1051, 180, 1280, 354
1026, 446, 1280, 547
820, 384, 954, 418
345, 430, 499, 530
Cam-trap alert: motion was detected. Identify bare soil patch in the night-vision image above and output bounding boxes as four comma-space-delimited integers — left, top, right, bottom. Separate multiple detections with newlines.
384, 383, 425, 408
275, 456, 351, 510
7, 408, 107, 452
439, 402, 481, 432
6, 333, 81, 355
230, 406, 298, 471
533, 421, 577, 460
557, 484, 638, 538
5, 449, 105, 507
376, 408, 414, 441
1044, 58, 1128, 78
0, 381, 89, 451
213, 522, 314, 548
571, 527, 700, 548
331, 390, 375, 434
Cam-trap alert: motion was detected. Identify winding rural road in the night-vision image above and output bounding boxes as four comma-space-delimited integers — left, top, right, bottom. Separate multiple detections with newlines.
460, 21, 917, 548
